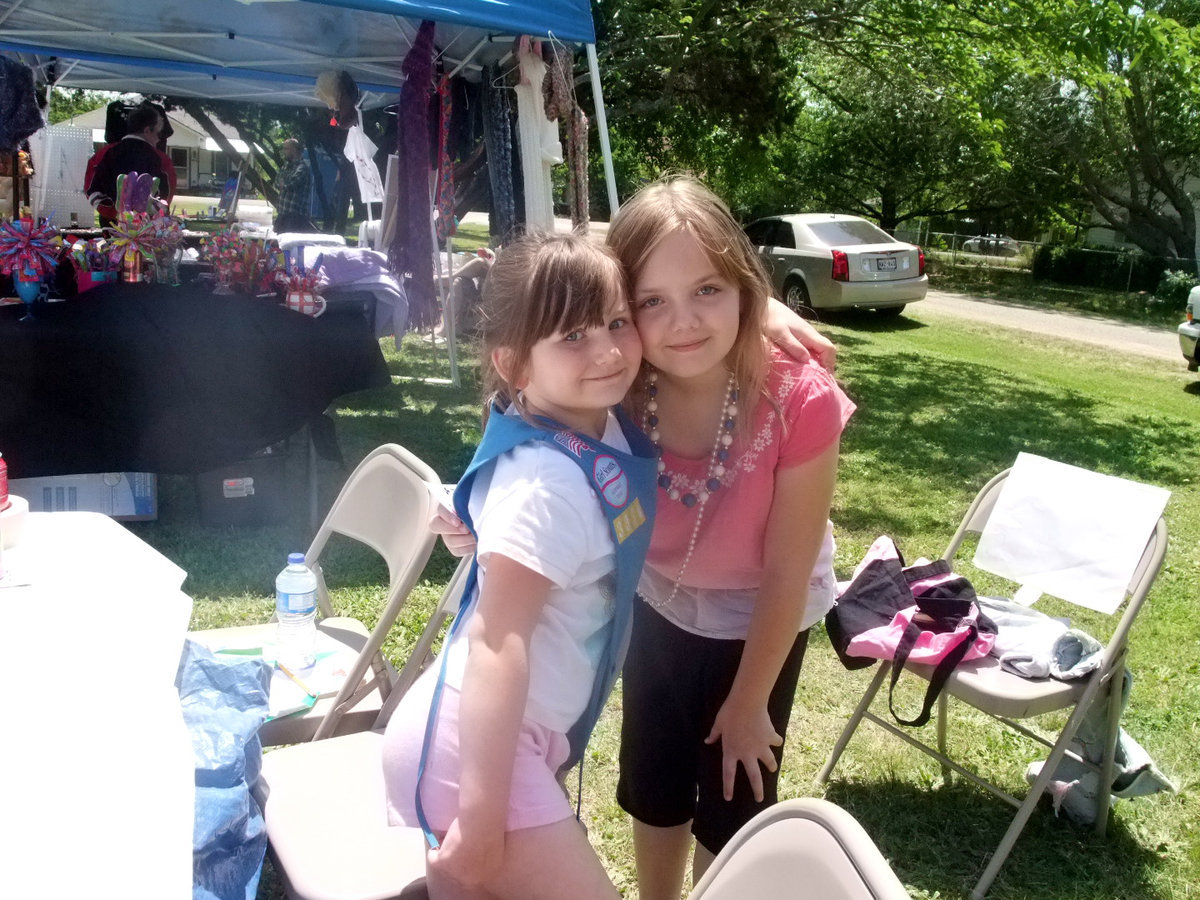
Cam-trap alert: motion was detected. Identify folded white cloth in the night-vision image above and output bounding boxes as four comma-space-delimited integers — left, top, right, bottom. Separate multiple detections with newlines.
977, 595, 1102, 680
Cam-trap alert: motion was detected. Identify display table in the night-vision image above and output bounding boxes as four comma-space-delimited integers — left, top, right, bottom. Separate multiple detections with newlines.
0, 511, 194, 898
0, 282, 391, 479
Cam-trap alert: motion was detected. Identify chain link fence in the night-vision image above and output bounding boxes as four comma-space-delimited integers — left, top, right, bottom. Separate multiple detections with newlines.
895, 228, 1195, 295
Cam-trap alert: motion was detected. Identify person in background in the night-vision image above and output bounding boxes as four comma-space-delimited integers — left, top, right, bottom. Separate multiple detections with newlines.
84, 103, 175, 227
273, 138, 314, 233
432, 247, 497, 339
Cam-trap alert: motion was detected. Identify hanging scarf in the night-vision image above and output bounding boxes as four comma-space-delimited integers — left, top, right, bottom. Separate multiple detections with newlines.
434, 75, 456, 243
0, 56, 43, 153
514, 39, 559, 232
481, 63, 518, 242
544, 45, 589, 233
391, 19, 437, 328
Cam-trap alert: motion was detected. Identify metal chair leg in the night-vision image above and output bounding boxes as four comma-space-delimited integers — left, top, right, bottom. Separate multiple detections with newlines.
817, 662, 891, 785
971, 676, 1107, 898
937, 691, 951, 783
1094, 671, 1125, 838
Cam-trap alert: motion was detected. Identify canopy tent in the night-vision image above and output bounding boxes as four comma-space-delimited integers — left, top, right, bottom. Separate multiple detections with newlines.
0, 0, 618, 209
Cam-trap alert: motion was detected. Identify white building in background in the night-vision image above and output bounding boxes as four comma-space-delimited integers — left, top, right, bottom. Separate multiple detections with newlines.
62, 105, 260, 192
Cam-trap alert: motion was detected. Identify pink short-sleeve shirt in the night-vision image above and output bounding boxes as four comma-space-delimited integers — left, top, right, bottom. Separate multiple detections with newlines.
640, 353, 855, 637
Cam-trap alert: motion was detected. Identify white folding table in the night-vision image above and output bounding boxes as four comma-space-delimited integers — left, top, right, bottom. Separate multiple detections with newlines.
0, 511, 194, 899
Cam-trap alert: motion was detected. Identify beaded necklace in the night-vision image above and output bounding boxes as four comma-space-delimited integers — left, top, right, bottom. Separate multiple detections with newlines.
642, 367, 739, 608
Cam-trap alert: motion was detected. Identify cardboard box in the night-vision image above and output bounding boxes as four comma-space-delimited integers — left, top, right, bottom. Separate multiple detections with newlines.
10, 472, 158, 521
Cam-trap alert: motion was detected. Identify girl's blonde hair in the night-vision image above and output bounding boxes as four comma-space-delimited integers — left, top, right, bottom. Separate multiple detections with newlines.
606, 174, 771, 415
479, 231, 628, 420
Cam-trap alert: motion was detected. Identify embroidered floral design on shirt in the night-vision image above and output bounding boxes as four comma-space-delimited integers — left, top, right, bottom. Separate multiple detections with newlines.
658, 372, 800, 494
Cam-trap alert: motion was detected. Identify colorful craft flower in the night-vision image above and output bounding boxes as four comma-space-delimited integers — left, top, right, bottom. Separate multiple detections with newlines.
0, 217, 61, 279
252, 246, 287, 294
104, 211, 161, 267
277, 269, 325, 295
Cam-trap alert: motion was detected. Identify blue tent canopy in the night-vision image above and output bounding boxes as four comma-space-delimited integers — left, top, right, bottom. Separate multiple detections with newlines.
0, 0, 596, 106
0, 0, 619, 209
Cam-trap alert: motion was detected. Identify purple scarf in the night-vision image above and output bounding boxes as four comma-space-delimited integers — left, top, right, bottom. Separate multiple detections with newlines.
391, 20, 437, 328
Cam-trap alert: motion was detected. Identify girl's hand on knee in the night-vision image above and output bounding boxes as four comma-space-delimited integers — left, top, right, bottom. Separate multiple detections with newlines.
705, 700, 782, 803
427, 817, 501, 890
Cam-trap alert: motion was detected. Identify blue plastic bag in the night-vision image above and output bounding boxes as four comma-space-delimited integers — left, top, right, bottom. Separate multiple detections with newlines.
176, 639, 271, 900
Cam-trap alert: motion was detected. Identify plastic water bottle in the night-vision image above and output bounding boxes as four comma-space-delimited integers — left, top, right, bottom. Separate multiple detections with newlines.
275, 553, 317, 669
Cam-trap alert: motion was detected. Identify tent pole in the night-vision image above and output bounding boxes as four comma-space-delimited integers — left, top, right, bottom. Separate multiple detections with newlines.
585, 43, 619, 217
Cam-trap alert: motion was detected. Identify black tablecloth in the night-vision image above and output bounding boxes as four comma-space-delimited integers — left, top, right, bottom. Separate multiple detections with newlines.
0, 283, 391, 479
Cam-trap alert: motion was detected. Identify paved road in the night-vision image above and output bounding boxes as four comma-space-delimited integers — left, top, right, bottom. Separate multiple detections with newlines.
911, 289, 1180, 362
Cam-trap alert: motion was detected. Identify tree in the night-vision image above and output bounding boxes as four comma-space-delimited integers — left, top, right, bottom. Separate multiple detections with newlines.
47, 88, 112, 124
764, 50, 1015, 232
798, 0, 1200, 263
593, 0, 803, 197
594, 0, 1200, 266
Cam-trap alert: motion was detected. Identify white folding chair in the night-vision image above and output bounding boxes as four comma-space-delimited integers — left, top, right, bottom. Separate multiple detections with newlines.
688, 798, 909, 900
255, 556, 472, 900
191, 443, 441, 746
818, 459, 1169, 899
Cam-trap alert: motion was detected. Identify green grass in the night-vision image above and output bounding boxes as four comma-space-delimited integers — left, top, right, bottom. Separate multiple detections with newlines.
928, 257, 1184, 328
126, 309, 1199, 899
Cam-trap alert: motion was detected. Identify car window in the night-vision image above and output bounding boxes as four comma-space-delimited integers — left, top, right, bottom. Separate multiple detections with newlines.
772, 222, 796, 249
744, 220, 774, 246
807, 220, 895, 246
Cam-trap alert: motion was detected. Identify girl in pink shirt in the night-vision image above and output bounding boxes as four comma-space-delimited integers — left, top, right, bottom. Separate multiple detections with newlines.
607, 175, 855, 900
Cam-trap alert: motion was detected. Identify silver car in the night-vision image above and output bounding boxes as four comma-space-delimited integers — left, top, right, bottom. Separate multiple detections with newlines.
1178, 285, 1200, 372
962, 234, 1020, 256
745, 214, 927, 315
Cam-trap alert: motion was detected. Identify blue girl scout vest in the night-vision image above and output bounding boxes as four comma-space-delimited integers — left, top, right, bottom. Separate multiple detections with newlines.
415, 402, 656, 846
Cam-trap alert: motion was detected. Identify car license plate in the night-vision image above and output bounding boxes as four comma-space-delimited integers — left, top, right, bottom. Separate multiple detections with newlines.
876, 258, 897, 271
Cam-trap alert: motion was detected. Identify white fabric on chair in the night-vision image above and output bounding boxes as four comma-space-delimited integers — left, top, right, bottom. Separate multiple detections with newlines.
974, 453, 1170, 613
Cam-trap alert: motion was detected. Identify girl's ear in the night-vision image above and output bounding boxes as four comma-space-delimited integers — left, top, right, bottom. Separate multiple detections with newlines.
492, 348, 528, 389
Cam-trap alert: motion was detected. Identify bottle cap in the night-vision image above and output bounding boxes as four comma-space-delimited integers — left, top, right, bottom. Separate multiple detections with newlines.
287, 552, 305, 565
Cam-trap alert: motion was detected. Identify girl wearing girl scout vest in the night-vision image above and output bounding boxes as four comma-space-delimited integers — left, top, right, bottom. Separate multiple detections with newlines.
382, 232, 656, 900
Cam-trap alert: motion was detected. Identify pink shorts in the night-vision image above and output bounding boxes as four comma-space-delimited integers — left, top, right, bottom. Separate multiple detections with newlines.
382, 668, 573, 834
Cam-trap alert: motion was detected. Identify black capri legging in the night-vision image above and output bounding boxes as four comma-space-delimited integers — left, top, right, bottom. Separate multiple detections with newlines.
616, 598, 809, 855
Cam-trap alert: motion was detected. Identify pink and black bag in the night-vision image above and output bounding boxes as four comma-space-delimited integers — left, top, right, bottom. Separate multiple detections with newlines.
826, 536, 997, 726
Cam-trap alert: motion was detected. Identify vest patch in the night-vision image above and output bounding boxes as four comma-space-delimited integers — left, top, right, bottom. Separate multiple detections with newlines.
554, 431, 587, 457
593, 455, 628, 507
612, 497, 647, 544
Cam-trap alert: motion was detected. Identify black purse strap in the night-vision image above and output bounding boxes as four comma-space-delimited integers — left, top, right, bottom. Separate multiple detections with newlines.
888, 617, 978, 727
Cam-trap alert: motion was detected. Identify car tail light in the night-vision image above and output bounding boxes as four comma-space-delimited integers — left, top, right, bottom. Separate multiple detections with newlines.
831, 250, 849, 282
918, 247, 926, 276
1189, 307, 1194, 324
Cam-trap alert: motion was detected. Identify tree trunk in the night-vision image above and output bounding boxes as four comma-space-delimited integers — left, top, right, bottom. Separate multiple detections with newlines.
176, 98, 275, 205
880, 186, 899, 234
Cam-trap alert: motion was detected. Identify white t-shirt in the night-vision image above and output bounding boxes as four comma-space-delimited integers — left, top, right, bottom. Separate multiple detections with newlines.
443, 410, 630, 734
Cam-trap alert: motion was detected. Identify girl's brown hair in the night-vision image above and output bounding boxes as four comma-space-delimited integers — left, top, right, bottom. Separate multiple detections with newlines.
479, 231, 628, 420
605, 174, 771, 417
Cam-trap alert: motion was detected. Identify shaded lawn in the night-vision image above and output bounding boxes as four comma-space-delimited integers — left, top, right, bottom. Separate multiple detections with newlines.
127, 309, 1198, 899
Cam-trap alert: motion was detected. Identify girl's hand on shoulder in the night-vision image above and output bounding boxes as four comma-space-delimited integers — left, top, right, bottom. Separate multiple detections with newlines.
705, 697, 782, 803
427, 817, 502, 891
763, 297, 837, 372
